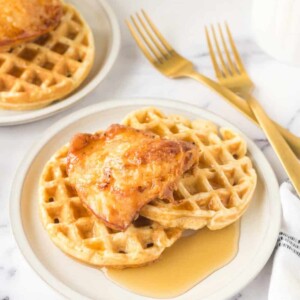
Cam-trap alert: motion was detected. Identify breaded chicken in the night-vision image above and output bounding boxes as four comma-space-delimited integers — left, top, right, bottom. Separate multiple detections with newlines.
67, 124, 198, 231
0, 0, 63, 50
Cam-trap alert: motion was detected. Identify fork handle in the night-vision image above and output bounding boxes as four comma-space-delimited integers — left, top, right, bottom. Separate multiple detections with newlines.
248, 96, 300, 196
187, 71, 300, 158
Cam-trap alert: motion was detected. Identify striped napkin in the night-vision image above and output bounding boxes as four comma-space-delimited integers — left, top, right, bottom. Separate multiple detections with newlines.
268, 181, 300, 300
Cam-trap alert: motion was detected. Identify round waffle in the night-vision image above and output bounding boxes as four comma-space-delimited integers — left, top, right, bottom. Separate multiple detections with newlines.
39, 145, 182, 268
0, 3, 95, 110
122, 107, 257, 230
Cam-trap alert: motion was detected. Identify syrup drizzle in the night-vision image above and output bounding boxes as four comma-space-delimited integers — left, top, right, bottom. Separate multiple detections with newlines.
105, 221, 240, 298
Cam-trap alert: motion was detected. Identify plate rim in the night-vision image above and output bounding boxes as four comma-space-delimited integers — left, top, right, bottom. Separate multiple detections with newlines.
9, 98, 281, 300
0, 0, 121, 127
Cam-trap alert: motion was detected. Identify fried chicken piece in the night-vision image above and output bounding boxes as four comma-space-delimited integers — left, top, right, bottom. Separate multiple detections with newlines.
67, 124, 198, 231
0, 0, 63, 50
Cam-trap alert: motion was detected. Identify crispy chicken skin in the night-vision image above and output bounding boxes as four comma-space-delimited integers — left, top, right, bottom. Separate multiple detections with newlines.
67, 124, 198, 231
0, 0, 63, 50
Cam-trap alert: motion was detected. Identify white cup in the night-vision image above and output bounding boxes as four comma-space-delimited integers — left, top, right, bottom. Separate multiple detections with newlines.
252, 0, 300, 66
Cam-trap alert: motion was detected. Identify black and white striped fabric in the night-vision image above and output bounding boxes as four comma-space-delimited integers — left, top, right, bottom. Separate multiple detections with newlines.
269, 181, 300, 300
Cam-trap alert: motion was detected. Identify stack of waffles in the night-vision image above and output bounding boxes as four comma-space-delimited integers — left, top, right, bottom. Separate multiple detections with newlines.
0, 0, 94, 110
39, 107, 257, 268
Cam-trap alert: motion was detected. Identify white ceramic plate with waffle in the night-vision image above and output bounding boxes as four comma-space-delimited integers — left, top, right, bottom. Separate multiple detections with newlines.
0, 0, 120, 126
10, 99, 281, 300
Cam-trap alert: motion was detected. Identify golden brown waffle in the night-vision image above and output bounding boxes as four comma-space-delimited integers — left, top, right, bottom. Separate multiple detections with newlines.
123, 107, 257, 230
0, 3, 94, 110
39, 145, 182, 268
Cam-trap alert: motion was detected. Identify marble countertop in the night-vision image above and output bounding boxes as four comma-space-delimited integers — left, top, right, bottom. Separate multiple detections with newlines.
1, 0, 300, 299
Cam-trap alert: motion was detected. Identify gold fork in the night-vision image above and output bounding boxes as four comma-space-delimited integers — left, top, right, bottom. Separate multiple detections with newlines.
126, 10, 300, 159
205, 23, 300, 196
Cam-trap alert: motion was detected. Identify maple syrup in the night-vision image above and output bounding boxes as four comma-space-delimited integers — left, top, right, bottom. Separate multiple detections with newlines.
105, 221, 240, 298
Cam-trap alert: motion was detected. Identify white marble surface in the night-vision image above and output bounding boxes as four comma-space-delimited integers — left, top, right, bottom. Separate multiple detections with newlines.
1, 0, 300, 299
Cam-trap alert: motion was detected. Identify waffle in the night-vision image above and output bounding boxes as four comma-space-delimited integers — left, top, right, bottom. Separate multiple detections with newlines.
39, 145, 182, 268
0, 3, 95, 110
122, 107, 257, 230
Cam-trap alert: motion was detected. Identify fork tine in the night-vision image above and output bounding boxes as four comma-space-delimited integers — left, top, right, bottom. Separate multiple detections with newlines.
217, 23, 236, 75
211, 25, 229, 76
225, 22, 245, 73
126, 19, 156, 65
130, 15, 164, 63
205, 26, 222, 79
141, 10, 173, 53
136, 12, 169, 58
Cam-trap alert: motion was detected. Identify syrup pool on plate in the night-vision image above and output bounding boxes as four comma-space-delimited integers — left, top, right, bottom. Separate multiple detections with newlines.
105, 221, 240, 298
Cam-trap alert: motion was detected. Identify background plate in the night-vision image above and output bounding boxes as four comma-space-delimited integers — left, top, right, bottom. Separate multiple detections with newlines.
0, 0, 120, 126
10, 99, 281, 300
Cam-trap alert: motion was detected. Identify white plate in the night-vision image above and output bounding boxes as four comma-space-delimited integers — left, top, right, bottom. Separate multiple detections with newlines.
10, 99, 281, 300
0, 0, 120, 126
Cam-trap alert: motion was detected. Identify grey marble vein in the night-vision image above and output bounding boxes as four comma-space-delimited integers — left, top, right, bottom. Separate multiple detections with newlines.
230, 293, 243, 300
254, 138, 270, 151
286, 108, 300, 130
